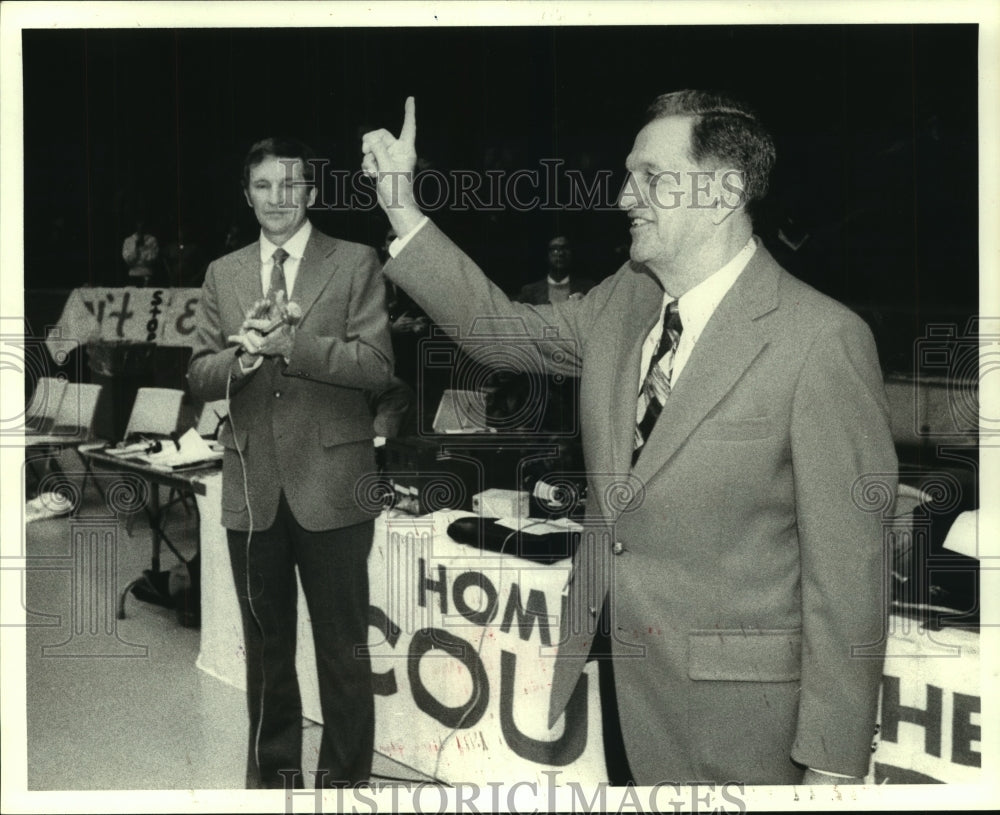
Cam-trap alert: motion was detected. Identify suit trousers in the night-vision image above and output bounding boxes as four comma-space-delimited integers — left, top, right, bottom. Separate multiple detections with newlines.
226, 493, 375, 789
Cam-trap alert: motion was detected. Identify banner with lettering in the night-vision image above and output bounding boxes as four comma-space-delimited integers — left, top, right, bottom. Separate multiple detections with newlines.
45, 287, 202, 360
195, 477, 608, 786
870, 617, 981, 783
197, 472, 980, 786
362, 513, 607, 785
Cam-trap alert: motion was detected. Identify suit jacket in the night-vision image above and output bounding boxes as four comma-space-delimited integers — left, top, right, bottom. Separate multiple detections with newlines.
515, 276, 596, 305
187, 227, 394, 532
386, 221, 897, 783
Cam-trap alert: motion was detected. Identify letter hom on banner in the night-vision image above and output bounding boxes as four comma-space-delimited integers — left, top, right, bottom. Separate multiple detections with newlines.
194, 472, 981, 785
194, 473, 608, 786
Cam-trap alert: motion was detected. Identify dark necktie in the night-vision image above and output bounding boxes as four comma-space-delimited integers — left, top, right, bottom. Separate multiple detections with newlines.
268, 247, 289, 300
632, 300, 683, 466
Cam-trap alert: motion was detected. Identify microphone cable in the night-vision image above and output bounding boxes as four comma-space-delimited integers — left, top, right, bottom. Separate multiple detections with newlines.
225, 362, 267, 778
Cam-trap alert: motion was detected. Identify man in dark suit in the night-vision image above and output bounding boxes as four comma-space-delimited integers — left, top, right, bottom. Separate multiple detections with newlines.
515, 235, 595, 305
362, 93, 897, 785
187, 138, 393, 788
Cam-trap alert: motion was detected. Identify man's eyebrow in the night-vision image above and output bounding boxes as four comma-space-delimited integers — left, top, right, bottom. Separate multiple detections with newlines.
627, 159, 663, 173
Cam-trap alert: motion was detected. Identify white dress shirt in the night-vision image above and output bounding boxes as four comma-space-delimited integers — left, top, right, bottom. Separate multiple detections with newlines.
238, 220, 313, 373
388, 216, 429, 258
258, 219, 312, 298
636, 235, 756, 416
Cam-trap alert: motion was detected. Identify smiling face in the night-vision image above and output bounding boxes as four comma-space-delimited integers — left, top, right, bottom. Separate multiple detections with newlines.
244, 155, 317, 245
618, 115, 717, 276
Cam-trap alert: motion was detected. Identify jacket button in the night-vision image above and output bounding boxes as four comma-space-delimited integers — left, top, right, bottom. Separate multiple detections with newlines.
612, 540, 625, 555
274, 390, 282, 398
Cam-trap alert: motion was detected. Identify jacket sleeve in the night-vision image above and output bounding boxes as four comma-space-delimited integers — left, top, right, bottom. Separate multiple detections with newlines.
384, 220, 597, 377
186, 261, 256, 402
283, 246, 394, 391
789, 311, 898, 777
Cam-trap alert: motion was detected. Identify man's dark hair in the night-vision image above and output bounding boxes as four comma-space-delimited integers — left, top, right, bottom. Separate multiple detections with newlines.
646, 90, 776, 207
241, 137, 319, 191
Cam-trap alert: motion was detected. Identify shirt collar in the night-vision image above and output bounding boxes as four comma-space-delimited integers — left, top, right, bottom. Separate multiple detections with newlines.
669, 235, 757, 343
547, 275, 570, 287
258, 220, 312, 264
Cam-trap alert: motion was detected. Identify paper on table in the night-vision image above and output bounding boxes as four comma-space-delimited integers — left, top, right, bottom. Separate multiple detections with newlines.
942, 510, 979, 559
138, 427, 222, 469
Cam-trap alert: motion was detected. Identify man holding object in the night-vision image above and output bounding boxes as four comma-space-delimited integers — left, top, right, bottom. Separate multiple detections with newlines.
188, 137, 393, 787
362, 95, 896, 785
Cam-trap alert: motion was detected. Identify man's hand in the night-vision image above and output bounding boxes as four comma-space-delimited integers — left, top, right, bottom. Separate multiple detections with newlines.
234, 320, 295, 360
801, 768, 864, 786
361, 96, 424, 236
228, 291, 297, 362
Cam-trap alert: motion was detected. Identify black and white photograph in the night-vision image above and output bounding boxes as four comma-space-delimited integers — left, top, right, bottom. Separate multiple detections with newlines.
1, 1, 997, 812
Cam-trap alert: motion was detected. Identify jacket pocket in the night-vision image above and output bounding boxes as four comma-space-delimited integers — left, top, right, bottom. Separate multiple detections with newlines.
688, 628, 801, 682
698, 416, 777, 441
318, 416, 376, 448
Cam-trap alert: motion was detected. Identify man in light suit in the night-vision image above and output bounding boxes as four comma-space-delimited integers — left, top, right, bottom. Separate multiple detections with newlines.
362, 92, 897, 785
187, 137, 393, 788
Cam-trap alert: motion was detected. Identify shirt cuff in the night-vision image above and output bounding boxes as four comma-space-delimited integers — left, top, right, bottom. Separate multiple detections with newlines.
808, 767, 856, 778
388, 216, 429, 258
237, 352, 263, 374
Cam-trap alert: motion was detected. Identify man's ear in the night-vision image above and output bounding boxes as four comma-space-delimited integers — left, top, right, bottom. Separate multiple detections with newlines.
306, 185, 318, 208
713, 168, 746, 224
243, 187, 252, 208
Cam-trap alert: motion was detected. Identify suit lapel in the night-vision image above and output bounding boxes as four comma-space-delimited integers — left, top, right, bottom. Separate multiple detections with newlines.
291, 229, 339, 323
231, 244, 264, 317
630, 247, 781, 487
609, 268, 663, 478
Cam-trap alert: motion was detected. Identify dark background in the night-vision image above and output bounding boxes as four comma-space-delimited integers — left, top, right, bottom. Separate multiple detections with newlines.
23, 24, 979, 376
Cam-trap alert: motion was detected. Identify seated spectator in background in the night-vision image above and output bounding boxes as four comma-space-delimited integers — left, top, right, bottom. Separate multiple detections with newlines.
515, 235, 595, 304
121, 224, 162, 286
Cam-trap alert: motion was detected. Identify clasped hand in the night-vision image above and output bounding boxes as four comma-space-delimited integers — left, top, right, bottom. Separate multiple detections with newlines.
228, 290, 296, 362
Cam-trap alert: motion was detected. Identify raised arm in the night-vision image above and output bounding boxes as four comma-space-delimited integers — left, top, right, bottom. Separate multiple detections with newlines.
361, 98, 597, 377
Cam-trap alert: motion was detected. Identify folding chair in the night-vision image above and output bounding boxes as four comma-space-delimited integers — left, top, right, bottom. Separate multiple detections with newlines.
119, 388, 186, 533
24, 376, 69, 435
123, 387, 186, 441
25, 382, 104, 501
195, 399, 228, 439
24, 377, 70, 490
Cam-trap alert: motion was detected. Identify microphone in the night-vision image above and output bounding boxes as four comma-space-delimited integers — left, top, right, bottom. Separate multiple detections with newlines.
256, 301, 303, 335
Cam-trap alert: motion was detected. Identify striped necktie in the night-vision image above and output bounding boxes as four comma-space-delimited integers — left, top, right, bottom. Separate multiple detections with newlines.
268, 247, 289, 300
632, 300, 683, 467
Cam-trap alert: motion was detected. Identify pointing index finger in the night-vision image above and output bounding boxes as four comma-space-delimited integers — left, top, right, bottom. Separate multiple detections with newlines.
399, 96, 416, 147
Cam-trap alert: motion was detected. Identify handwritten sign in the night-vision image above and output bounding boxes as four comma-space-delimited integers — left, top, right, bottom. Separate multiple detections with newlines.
46, 287, 202, 360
